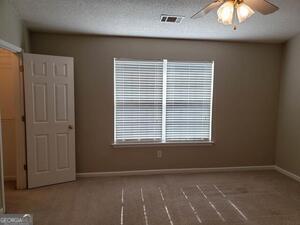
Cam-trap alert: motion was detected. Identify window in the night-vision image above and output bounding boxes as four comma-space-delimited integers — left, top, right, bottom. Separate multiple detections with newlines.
114, 59, 163, 143
114, 58, 214, 145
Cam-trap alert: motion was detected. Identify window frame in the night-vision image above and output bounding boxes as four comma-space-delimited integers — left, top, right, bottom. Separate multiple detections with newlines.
113, 58, 215, 147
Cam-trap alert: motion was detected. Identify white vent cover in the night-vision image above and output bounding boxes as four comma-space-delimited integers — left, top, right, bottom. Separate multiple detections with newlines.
160, 15, 185, 23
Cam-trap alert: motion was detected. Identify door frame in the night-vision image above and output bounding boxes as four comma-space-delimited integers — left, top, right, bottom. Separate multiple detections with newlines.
0, 113, 6, 213
0, 39, 27, 189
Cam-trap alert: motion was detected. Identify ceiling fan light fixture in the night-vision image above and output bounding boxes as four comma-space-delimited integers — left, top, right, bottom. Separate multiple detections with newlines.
237, 2, 255, 23
217, 1, 234, 25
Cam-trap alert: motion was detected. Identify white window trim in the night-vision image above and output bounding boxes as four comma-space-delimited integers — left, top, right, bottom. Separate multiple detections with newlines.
113, 58, 117, 144
209, 61, 215, 141
111, 141, 215, 148
113, 58, 215, 146
161, 59, 167, 142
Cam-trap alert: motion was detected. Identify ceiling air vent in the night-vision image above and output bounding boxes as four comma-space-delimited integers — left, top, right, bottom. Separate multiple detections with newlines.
160, 15, 185, 24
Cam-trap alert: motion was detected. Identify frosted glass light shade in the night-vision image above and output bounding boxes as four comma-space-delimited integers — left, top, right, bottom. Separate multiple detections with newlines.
237, 2, 255, 23
217, 1, 234, 25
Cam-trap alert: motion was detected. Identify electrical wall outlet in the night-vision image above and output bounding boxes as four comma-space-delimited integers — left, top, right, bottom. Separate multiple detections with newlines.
157, 150, 162, 158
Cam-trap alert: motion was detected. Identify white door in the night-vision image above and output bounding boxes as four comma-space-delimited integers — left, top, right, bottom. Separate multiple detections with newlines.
23, 53, 76, 188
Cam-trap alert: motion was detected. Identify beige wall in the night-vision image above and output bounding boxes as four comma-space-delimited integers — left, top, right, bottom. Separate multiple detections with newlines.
276, 34, 300, 177
0, 0, 29, 51
30, 32, 282, 173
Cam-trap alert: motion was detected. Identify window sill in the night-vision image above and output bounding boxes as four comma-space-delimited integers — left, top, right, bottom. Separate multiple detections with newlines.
111, 141, 215, 148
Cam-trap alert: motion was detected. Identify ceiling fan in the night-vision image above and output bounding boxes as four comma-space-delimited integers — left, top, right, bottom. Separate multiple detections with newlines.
191, 0, 279, 29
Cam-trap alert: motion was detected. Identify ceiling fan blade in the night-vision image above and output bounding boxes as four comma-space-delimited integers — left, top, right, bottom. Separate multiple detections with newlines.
243, 0, 279, 15
191, 0, 224, 19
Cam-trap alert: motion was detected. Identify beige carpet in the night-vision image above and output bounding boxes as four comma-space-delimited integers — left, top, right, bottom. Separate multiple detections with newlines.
5, 170, 300, 225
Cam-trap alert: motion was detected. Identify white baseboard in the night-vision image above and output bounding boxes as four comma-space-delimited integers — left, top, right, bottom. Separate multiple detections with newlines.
275, 166, 300, 183
4, 176, 16, 181
77, 165, 275, 178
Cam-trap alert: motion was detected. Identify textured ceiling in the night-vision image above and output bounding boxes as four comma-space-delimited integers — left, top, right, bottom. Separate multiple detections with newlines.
10, 0, 300, 43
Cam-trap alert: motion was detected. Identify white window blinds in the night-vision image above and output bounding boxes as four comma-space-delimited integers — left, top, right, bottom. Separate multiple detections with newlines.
166, 61, 214, 142
114, 59, 163, 143
114, 59, 214, 144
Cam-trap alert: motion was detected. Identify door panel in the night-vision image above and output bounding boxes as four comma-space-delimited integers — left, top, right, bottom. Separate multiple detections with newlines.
34, 135, 50, 172
54, 84, 68, 122
56, 133, 70, 170
33, 83, 48, 122
24, 53, 75, 188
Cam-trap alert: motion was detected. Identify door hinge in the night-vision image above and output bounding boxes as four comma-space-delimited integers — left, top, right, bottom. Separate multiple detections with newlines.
24, 164, 27, 171
21, 115, 25, 122
19, 65, 24, 72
